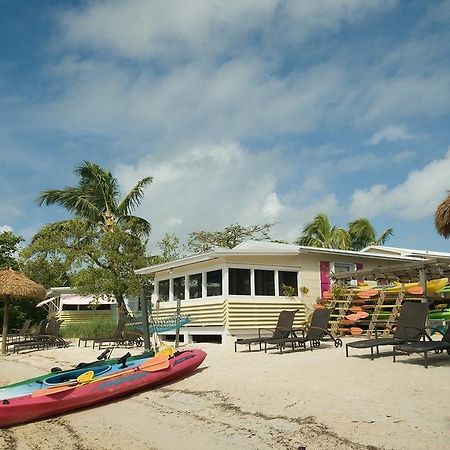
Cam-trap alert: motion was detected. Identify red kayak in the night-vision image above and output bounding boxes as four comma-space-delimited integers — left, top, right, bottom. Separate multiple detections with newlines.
0, 349, 206, 427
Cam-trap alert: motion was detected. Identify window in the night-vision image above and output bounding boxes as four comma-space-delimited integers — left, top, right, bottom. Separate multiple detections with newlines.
189, 273, 202, 299
207, 270, 222, 296
334, 263, 354, 273
158, 279, 169, 302
173, 277, 185, 301
62, 304, 78, 311
229, 268, 251, 295
279, 271, 298, 296
255, 269, 275, 296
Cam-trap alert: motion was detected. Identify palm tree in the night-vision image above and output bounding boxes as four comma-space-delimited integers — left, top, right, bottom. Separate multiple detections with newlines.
348, 218, 393, 251
37, 161, 152, 236
296, 213, 350, 249
295, 214, 393, 250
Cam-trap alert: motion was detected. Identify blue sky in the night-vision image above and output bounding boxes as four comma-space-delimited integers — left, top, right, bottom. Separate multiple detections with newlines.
1, 0, 450, 252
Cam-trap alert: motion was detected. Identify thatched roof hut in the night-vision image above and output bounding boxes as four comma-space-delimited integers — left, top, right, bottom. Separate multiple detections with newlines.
435, 193, 450, 238
0, 268, 46, 354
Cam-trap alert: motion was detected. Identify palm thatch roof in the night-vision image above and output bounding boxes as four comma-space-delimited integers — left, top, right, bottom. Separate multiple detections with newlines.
435, 193, 450, 238
0, 268, 46, 300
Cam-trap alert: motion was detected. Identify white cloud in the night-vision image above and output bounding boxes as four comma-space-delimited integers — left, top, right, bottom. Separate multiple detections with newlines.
59, 0, 397, 61
115, 141, 341, 248
349, 149, 450, 219
367, 126, 413, 145
0, 225, 12, 233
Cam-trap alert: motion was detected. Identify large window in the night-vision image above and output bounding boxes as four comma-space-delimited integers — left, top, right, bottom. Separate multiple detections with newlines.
255, 269, 275, 296
189, 273, 202, 299
207, 270, 222, 296
173, 277, 185, 301
229, 268, 251, 295
279, 271, 298, 296
158, 279, 169, 302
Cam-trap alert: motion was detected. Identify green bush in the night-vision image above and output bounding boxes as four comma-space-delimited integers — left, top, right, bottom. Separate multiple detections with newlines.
61, 320, 116, 339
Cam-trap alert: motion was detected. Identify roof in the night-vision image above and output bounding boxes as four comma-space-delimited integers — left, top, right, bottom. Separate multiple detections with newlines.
136, 240, 424, 275
360, 245, 450, 259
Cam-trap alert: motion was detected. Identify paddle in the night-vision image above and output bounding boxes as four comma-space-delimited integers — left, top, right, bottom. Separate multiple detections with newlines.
32, 355, 170, 398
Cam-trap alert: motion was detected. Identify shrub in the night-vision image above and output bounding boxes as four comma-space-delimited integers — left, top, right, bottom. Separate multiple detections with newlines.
61, 319, 116, 338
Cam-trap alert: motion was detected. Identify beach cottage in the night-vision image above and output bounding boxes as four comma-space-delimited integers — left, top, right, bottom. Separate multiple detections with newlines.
136, 241, 447, 344
38, 287, 116, 328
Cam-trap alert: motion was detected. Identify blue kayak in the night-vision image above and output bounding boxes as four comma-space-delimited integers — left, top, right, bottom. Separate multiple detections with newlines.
0, 354, 152, 400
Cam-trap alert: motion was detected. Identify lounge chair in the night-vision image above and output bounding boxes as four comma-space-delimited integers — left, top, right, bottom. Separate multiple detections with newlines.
263, 308, 343, 353
5, 319, 32, 343
393, 325, 450, 368
345, 302, 428, 359
12, 319, 68, 353
78, 314, 127, 348
234, 309, 298, 352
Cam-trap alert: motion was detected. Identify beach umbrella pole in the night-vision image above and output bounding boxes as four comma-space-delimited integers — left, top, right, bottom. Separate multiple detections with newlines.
1, 298, 9, 355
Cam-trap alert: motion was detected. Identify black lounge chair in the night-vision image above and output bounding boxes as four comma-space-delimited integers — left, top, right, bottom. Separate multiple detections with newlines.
89, 314, 143, 350
234, 309, 298, 352
393, 325, 450, 368
6, 319, 32, 343
263, 308, 343, 353
12, 318, 68, 353
345, 302, 428, 359
78, 314, 127, 348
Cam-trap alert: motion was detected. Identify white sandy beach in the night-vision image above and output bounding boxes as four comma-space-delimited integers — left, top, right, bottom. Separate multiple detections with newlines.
0, 339, 448, 450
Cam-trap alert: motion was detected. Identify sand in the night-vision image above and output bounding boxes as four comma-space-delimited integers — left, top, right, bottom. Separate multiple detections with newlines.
0, 339, 448, 450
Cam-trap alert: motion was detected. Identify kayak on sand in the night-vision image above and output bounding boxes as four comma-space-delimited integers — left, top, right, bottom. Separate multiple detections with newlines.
0, 350, 154, 400
0, 349, 206, 427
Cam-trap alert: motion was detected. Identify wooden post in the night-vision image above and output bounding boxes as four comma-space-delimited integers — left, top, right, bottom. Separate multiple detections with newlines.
419, 269, 427, 299
139, 288, 151, 352
1, 298, 9, 355
175, 295, 181, 349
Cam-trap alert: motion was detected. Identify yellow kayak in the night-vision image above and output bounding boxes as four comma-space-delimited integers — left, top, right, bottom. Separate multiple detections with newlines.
354, 278, 448, 295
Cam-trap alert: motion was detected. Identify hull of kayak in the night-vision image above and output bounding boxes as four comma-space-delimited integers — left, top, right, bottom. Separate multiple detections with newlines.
0, 349, 206, 427
0, 352, 154, 400
429, 309, 450, 320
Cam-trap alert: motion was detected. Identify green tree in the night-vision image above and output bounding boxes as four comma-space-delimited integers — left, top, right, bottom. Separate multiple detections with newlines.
188, 223, 273, 253
156, 233, 183, 262
295, 213, 393, 250
24, 220, 150, 307
37, 161, 152, 237
0, 231, 47, 330
0, 231, 24, 269
28, 162, 153, 307
22, 254, 70, 289
348, 218, 393, 251
296, 214, 350, 249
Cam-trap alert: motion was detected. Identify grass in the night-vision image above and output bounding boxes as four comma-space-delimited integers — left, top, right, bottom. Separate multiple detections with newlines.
61, 319, 116, 339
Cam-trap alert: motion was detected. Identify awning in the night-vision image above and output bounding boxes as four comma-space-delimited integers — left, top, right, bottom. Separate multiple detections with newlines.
36, 296, 58, 308
60, 294, 115, 305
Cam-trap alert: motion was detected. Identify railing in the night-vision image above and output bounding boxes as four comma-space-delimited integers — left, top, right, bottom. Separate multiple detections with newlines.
143, 297, 306, 336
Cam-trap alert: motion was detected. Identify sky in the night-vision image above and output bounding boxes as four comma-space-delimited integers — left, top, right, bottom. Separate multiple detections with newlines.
1, 0, 450, 253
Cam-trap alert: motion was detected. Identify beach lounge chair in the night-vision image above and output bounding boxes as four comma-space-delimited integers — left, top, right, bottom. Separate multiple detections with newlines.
9, 319, 48, 352
393, 324, 450, 368
5, 319, 32, 343
234, 309, 298, 352
78, 314, 127, 348
12, 319, 68, 353
263, 308, 343, 353
345, 302, 428, 359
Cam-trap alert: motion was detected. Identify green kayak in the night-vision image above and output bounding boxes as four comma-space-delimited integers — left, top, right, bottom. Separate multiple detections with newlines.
3, 349, 154, 390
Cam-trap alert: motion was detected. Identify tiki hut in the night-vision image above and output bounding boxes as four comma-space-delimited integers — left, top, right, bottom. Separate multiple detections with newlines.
0, 268, 47, 354
435, 193, 450, 238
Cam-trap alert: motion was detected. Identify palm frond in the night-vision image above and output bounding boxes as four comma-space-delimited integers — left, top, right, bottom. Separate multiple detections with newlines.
117, 177, 153, 216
